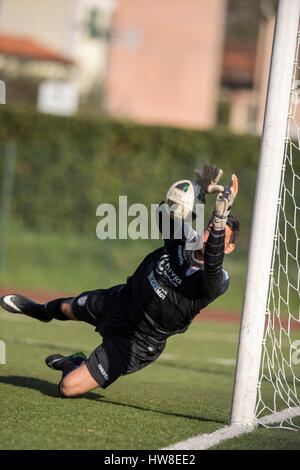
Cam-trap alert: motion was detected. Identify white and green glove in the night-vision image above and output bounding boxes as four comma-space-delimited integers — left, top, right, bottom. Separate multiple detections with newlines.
212, 174, 238, 230
194, 163, 224, 203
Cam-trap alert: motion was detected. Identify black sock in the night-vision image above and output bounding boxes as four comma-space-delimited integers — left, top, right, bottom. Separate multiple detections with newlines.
21, 301, 51, 322
43, 298, 73, 321
60, 359, 82, 378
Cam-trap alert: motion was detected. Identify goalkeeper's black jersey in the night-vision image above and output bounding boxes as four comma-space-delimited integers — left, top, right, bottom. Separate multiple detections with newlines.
119, 208, 230, 342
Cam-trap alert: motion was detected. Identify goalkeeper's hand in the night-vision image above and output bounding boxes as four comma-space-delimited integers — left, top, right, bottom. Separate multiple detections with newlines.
212, 174, 238, 230
194, 163, 224, 196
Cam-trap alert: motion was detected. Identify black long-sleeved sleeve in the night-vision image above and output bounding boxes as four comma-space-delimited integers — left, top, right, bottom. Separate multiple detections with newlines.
204, 227, 225, 296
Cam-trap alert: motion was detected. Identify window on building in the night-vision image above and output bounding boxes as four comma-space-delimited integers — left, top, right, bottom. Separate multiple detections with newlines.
87, 8, 102, 38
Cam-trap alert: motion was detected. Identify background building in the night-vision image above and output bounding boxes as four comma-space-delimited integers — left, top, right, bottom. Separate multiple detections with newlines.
0, 0, 116, 110
0, 0, 278, 133
104, 0, 226, 130
221, 0, 276, 135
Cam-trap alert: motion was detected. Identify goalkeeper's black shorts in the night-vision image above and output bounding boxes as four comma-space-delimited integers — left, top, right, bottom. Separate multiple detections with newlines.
72, 287, 166, 389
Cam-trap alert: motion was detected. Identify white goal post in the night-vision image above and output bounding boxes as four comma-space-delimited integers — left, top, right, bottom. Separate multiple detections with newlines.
230, 0, 300, 427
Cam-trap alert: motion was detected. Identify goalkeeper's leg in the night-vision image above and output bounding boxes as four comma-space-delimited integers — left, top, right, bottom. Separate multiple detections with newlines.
0, 294, 76, 322
47, 357, 99, 397
45, 351, 98, 397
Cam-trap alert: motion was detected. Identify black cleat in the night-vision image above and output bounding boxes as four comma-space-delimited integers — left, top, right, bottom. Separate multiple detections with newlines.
0, 294, 51, 322
45, 352, 87, 371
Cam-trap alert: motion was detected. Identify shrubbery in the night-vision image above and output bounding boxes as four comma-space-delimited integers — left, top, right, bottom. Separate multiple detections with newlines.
0, 106, 261, 253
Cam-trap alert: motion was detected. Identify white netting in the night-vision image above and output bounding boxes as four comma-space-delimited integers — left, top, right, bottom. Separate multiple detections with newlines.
255, 29, 300, 430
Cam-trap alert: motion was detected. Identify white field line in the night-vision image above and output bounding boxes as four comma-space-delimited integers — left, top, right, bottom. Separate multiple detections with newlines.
207, 357, 236, 366
1, 307, 237, 365
2, 317, 300, 447
162, 407, 300, 450
0, 310, 83, 327
2, 336, 93, 353
161, 424, 254, 450
0, 312, 238, 339
187, 331, 237, 343
258, 406, 300, 426
1, 337, 236, 367
159, 354, 236, 366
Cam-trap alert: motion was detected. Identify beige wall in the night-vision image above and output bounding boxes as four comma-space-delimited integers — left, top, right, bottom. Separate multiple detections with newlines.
0, 0, 116, 96
0, 0, 70, 54
252, 16, 275, 135
228, 89, 253, 134
71, 0, 116, 94
105, 0, 226, 129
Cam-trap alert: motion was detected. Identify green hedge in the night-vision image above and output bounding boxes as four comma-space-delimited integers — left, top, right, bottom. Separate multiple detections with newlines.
0, 106, 262, 253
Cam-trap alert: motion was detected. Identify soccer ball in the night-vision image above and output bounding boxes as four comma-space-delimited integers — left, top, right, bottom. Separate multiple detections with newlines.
164, 179, 198, 220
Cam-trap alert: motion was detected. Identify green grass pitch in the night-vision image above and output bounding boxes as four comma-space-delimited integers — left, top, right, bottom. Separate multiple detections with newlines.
1, 308, 300, 450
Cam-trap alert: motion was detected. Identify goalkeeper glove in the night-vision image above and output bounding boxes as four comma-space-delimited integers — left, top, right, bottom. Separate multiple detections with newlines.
194, 163, 224, 203
212, 174, 238, 230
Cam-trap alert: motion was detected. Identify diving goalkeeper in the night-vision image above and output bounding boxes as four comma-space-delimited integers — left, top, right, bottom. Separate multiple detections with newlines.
0, 164, 239, 398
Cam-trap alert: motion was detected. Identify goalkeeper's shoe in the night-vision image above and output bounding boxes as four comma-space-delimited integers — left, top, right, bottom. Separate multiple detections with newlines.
45, 352, 87, 371
0, 294, 51, 322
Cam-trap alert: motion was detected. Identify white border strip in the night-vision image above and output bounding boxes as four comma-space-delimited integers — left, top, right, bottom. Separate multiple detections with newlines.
162, 407, 300, 450
0, 80, 6, 104
161, 424, 254, 450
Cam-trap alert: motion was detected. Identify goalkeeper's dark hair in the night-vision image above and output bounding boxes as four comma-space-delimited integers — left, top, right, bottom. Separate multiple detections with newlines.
226, 214, 240, 244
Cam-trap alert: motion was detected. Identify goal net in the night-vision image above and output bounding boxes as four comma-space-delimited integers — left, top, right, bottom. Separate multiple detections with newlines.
230, 0, 300, 430
255, 25, 300, 430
